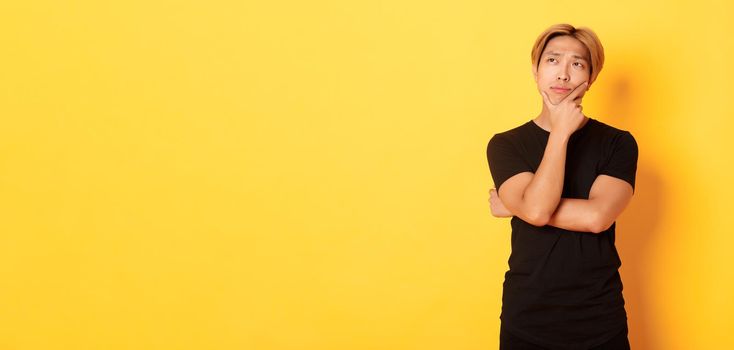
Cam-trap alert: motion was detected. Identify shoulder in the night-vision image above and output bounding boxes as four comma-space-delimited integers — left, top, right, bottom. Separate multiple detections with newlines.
592, 118, 635, 137
590, 118, 638, 157
487, 121, 533, 147
591, 118, 637, 144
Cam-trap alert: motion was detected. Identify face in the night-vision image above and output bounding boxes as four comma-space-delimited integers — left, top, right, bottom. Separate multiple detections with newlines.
533, 35, 592, 105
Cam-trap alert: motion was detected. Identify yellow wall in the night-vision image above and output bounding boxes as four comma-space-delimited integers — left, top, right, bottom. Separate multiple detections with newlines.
1, 1, 732, 349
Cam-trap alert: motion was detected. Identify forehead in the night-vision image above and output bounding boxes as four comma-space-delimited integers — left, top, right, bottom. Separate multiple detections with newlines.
542, 36, 589, 60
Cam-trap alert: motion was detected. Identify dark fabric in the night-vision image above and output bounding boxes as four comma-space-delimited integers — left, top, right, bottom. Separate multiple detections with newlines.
486, 118, 638, 350
500, 322, 631, 350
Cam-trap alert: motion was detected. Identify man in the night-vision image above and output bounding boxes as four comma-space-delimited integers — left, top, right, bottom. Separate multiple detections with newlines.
486, 23, 638, 350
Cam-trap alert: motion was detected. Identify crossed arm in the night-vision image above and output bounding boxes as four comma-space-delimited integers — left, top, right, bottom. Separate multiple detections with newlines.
490, 173, 634, 233
488, 128, 634, 233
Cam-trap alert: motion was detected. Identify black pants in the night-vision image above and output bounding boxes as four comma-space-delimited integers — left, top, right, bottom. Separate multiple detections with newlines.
500, 323, 630, 350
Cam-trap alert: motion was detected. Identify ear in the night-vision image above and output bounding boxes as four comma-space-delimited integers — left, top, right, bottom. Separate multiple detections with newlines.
531, 65, 537, 82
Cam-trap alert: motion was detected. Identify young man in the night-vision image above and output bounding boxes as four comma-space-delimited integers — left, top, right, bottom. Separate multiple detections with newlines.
486, 24, 638, 350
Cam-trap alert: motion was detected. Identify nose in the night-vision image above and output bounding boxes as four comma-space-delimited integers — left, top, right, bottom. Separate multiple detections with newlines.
557, 65, 570, 82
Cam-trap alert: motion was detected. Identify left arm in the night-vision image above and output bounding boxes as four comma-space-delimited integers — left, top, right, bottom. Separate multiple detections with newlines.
490, 174, 634, 234
550, 174, 634, 233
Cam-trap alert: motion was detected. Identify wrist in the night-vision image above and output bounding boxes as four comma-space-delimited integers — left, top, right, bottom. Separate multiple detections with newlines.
548, 130, 571, 142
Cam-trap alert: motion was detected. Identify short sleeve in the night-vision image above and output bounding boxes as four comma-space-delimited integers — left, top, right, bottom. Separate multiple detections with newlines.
486, 133, 533, 191
598, 131, 638, 193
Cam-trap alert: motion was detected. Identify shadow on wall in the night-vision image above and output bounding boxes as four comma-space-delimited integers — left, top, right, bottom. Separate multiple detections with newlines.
601, 60, 667, 350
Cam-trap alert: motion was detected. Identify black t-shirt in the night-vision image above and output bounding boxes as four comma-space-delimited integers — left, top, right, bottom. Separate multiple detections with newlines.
485, 117, 638, 350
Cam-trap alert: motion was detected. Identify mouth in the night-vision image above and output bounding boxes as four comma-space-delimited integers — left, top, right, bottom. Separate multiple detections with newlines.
550, 87, 572, 94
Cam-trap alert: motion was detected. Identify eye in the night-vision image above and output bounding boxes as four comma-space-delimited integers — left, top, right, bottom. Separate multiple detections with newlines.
546, 57, 556, 63
574, 62, 584, 68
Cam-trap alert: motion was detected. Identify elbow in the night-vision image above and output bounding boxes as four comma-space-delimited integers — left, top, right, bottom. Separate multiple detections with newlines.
526, 211, 551, 227
589, 212, 613, 234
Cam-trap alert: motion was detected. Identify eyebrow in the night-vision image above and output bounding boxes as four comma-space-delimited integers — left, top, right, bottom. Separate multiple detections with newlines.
544, 51, 589, 62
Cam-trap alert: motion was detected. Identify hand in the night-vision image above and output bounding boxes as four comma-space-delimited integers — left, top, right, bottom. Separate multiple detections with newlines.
488, 188, 513, 218
541, 81, 588, 137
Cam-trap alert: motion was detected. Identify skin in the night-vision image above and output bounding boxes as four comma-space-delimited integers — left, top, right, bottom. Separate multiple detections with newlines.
487, 35, 634, 233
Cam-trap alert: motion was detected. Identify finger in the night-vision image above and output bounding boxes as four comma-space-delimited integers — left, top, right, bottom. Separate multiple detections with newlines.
542, 91, 555, 107
562, 81, 588, 104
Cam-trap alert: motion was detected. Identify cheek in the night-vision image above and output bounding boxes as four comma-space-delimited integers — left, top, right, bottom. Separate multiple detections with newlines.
574, 69, 591, 80
536, 71, 553, 83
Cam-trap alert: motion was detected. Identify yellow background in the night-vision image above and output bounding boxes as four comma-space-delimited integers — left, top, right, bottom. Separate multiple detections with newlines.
1, 0, 732, 349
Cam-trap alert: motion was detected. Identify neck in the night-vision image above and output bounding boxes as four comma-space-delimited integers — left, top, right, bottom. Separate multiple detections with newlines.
534, 105, 589, 132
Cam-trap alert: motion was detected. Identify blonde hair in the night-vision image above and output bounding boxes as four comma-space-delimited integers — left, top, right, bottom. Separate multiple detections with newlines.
531, 23, 605, 85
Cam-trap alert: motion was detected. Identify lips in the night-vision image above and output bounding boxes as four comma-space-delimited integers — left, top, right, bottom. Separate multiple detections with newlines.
550, 87, 571, 93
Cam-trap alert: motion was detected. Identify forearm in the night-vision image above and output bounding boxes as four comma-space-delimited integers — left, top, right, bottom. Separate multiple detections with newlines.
521, 132, 570, 224
546, 197, 603, 233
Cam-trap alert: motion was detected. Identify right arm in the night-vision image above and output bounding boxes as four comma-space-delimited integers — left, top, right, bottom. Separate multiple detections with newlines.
492, 81, 588, 227
496, 132, 570, 226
